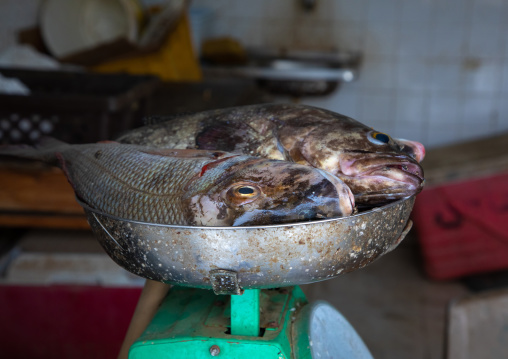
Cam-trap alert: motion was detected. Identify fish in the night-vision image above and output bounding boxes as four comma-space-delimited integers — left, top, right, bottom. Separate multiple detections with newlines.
117, 103, 425, 206
0, 138, 354, 226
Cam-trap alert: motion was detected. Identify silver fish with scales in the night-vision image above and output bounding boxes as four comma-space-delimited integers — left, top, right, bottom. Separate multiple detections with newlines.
0, 139, 354, 226
118, 104, 425, 206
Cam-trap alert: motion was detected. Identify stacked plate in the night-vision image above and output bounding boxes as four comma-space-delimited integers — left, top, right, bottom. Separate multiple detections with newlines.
40, 0, 148, 59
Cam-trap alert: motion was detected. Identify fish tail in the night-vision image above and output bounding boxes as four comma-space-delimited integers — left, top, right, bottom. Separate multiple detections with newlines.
0, 137, 69, 165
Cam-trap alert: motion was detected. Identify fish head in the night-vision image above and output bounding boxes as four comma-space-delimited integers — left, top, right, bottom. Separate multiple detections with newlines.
186, 157, 355, 226
289, 120, 425, 206
338, 150, 424, 206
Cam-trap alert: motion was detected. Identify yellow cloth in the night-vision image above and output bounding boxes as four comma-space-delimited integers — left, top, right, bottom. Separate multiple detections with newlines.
93, 14, 202, 81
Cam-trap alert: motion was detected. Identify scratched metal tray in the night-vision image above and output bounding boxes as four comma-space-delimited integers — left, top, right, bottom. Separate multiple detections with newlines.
80, 196, 414, 291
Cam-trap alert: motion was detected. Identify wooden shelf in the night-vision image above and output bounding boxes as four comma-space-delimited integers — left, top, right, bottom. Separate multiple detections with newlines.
0, 160, 89, 229
423, 132, 508, 187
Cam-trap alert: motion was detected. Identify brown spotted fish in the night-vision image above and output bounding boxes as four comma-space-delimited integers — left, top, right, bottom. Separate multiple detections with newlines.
0, 138, 354, 226
117, 103, 425, 206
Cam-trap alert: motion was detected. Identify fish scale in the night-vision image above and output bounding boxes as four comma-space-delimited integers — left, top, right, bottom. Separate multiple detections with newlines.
66, 146, 205, 223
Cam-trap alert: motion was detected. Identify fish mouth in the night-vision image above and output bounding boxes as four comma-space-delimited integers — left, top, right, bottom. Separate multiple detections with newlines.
365, 161, 424, 183
339, 153, 424, 205
232, 202, 351, 226
296, 204, 346, 221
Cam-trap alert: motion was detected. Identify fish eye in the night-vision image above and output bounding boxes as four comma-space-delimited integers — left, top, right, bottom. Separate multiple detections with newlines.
226, 184, 262, 205
368, 131, 391, 145
237, 186, 255, 195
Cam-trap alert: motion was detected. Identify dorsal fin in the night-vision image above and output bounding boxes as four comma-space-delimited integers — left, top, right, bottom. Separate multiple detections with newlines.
142, 112, 193, 126
141, 148, 228, 160
196, 121, 259, 152
272, 127, 294, 162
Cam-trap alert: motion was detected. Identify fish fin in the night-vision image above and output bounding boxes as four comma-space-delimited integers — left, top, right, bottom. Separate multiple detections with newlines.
36, 136, 67, 148
54, 151, 78, 190
272, 128, 294, 162
141, 148, 228, 160
0, 136, 67, 165
142, 113, 193, 126
97, 140, 119, 144
199, 155, 239, 177
196, 121, 258, 152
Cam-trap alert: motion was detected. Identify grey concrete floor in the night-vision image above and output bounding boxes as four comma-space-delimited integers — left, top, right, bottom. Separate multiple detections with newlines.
301, 231, 470, 359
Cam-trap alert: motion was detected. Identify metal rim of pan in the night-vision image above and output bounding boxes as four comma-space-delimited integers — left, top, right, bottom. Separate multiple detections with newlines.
76, 195, 415, 230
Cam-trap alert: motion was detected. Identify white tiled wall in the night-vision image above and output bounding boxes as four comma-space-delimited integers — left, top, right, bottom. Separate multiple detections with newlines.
191, 0, 508, 148
0, 0, 41, 51
1, 0, 507, 148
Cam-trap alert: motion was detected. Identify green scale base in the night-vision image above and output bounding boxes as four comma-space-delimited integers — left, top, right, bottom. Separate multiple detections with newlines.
129, 286, 312, 359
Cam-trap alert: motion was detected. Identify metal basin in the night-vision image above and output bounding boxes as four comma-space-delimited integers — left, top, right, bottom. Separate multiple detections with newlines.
81, 196, 414, 291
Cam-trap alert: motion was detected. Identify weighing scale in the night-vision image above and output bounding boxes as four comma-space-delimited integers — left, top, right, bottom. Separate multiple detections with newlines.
79, 196, 415, 358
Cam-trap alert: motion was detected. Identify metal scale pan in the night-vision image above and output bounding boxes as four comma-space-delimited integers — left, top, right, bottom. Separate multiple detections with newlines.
79, 196, 414, 292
